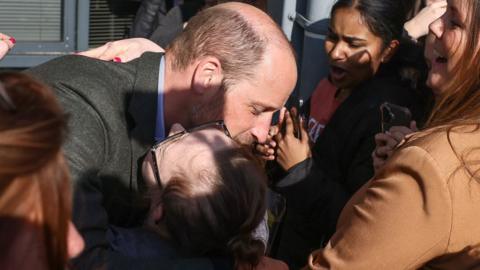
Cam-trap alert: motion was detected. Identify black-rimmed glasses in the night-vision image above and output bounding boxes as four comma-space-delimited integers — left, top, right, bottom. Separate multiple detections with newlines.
150, 120, 232, 188
0, 81, 16, 112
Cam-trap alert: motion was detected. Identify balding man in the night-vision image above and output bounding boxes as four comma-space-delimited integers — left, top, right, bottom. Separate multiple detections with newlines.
28, 3, 296, 269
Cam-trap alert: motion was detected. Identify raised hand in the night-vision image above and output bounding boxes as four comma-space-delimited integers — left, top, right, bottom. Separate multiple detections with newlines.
372, 121, 418, 173
404, 0, 447, 40
0, 33, 15, 60
77, 38, 164, 63
254, 107, 287, 161
275, 107, 311, 171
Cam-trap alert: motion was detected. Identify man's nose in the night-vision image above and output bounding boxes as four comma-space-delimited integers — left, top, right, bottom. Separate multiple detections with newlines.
251, 115, 272, 144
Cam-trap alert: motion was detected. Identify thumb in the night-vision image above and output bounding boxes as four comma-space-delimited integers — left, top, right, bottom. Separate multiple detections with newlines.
277, 107, 287, 127
169, 123, 185, 136
300, 117, 309, 143
410, 120, 419, 132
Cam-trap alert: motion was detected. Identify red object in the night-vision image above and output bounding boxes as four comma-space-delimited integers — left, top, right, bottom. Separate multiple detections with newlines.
307, 78, 342, 142
9, 37, 16, 44
113, 57, 122, 63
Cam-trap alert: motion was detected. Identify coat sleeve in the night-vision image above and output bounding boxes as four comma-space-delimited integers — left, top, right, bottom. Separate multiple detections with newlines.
62, 96, 111, 269
27, 55, 139, 269
307, 146, 452, 270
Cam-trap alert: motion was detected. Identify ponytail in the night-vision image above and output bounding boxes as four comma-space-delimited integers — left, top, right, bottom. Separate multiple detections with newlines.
228, 234, 265, 269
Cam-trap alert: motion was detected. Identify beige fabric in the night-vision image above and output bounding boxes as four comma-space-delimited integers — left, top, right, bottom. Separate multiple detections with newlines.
307, 127, 480, 270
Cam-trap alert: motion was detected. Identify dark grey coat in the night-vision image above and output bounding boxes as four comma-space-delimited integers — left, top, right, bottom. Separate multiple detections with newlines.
27, 53, 168, 269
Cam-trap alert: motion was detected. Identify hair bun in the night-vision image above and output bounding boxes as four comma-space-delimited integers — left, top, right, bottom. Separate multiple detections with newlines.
227, 233, 265, 268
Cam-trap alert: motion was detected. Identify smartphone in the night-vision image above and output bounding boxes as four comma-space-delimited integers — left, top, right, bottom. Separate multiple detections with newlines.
380, 102, 412, 133
288, 97, 304, 140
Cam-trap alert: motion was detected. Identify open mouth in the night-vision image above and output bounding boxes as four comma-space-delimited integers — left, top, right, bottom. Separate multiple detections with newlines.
330, 65, 348, 81
436, 57, 447, 64
433, 49, 448, 64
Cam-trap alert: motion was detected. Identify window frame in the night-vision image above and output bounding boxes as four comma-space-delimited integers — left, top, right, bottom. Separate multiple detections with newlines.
0, 0, 89, 68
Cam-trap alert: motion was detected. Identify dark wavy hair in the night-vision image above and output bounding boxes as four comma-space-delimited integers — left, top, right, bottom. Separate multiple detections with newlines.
332, 0, 408, 47
152, 147, 267, 268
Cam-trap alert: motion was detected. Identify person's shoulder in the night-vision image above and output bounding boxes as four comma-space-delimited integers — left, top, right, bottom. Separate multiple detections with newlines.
398, 125, 480, 177
406, 125, 480, 152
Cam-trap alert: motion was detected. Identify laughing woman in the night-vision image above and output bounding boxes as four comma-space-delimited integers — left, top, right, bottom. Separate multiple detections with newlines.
265, 0, 426, 267
306, 0, 480, 268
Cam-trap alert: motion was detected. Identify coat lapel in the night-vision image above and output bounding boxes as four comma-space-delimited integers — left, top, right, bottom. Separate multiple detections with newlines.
128, 52, 163, 191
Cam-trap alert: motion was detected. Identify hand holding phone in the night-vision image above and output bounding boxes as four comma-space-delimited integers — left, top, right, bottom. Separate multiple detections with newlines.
289, 107, 303, 140
380, 102, 412, 133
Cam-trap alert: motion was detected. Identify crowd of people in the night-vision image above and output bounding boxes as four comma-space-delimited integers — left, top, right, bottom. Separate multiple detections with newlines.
2, 0, 480, 269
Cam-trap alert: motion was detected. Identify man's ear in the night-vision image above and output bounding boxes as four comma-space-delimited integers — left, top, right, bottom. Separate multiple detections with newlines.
381, 39, 400, 63
191, 56, 223, 95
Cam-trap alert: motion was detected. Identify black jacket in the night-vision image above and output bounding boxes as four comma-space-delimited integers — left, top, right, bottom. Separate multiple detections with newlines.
271, 74, 426, 269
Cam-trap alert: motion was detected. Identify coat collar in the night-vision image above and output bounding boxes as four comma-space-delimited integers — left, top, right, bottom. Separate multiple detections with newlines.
128, 52, 163, 191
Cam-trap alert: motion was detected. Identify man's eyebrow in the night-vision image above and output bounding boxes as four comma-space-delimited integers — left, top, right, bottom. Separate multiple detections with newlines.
253, 101, 280, 111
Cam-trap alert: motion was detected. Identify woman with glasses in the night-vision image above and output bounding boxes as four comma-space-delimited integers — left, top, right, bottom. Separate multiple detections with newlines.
106, 122, 286, 269
0, 72, 84, 270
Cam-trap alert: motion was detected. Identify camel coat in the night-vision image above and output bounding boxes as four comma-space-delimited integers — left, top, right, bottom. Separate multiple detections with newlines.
307, 126, 480, 269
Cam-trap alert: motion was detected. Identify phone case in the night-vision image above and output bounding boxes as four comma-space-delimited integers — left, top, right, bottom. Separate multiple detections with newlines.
380, 102, 412, 133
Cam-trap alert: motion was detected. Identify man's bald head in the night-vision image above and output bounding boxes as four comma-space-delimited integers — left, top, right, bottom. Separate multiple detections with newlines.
166, 2, 294, 88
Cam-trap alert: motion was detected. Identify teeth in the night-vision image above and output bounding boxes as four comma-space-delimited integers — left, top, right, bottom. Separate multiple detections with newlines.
433, 48, 446, 59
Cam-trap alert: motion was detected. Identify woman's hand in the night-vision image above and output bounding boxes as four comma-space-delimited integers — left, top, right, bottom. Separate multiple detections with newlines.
254, 108, 287, 161
275, 107, 311, 171
0, 33, 15, 60
77, 38, 164, 63
404, 0, 447, 40
372, 121, 418, 173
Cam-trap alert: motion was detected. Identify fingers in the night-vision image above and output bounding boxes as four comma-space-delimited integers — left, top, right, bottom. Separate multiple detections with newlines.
0, 33, 15, 60
268, 137, 277, 148
374, 132, 396, 147
168, 123, 185, 136
410, 121, 419, 132
290, 107, 298, 118
277, 107, 287, 128
299, 117, 309, 144
372, 152, 387, 172
77, 43, 111, 59
0, 33, 15, 49
429, 0, 447, 8
375, 145, 394, 158
426, 0, 447, 18
388, 125, 413, 135
284, 110, 294, 135
255, 143, 275, 161
0, 42, 9, 60
388, 126, 414, 143
92, 41, 126, 61
268, 125, 280, 139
